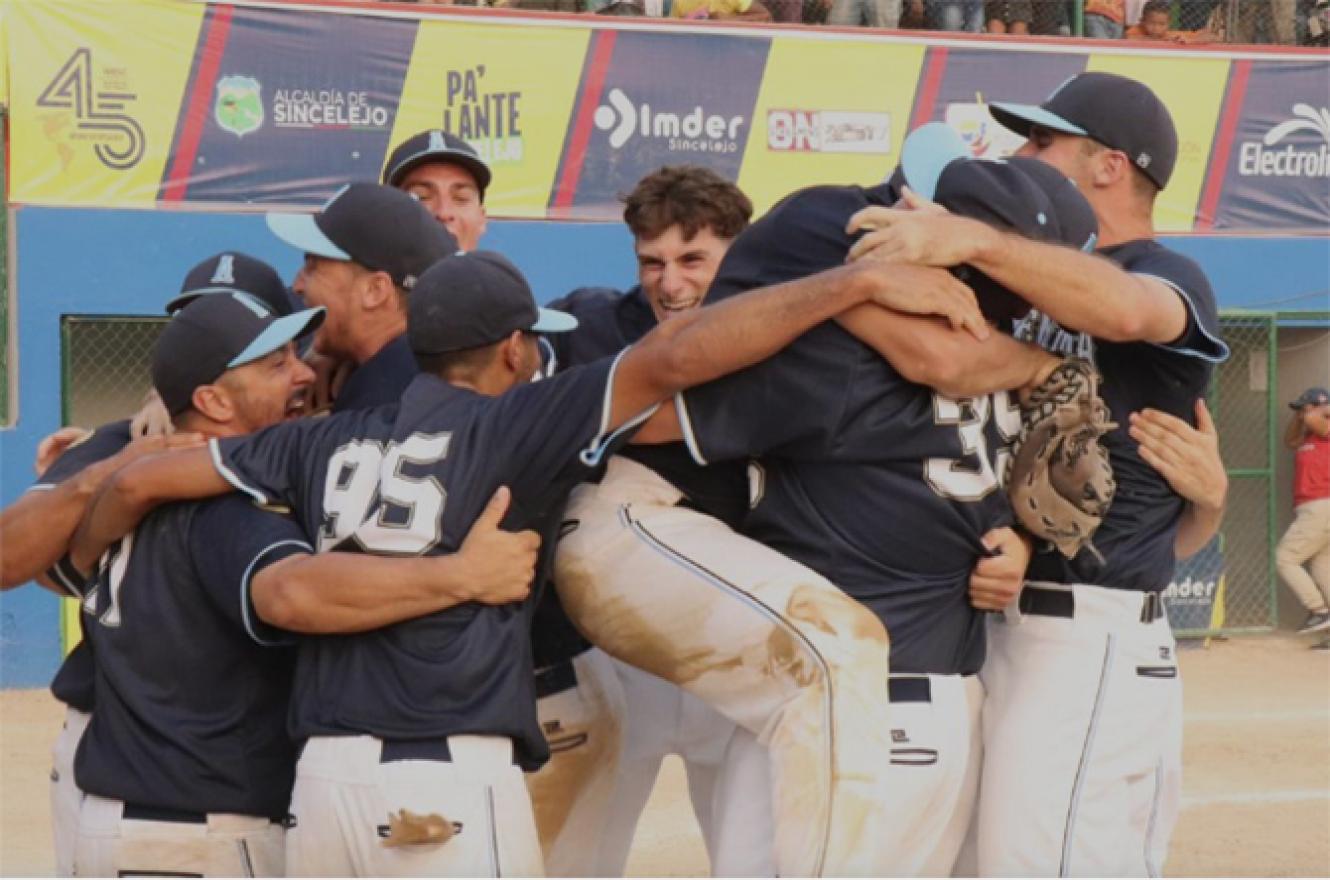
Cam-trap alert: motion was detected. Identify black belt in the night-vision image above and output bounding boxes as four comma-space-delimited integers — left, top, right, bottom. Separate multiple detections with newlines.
380, 738, 520, 766
888, 676, 931, 703
1019, 587, 1165, 624
122, 803, 284, 825
534, 658, 578, 699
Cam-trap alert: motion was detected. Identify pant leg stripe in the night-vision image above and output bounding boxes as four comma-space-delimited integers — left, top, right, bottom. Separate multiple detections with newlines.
1061, 634, 1116, 877
621, 504, 836, 877
1144, 759, 1164, 877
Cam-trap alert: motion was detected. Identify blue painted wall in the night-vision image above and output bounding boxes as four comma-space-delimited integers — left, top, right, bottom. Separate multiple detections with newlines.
1, 205, 1326, 687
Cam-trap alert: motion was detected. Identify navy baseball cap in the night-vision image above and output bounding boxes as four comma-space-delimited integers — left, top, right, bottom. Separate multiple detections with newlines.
382, 130, 492, 199
153, 291, 325, 415
989, 72, 1179, 190
1290, 387, 1330, 409
408, 251, 577, 355
166, 252, 294, 316
266, 183, 458, 292
896, 123, 1099, 321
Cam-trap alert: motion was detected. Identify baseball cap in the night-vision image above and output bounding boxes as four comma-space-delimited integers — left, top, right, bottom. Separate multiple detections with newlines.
408, 251, 578, 355
266, 183, 458, 291
988, 72, 1178, 190
896, 123, 1099, 321
153, 290, 325, 415
166, 251, 294, 316
382, 130, 493, 198
1290, 386, 1330, 409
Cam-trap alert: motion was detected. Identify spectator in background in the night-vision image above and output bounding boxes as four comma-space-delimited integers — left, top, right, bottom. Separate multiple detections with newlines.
985, 0, 1031, 32
1083, 0, 1126, 35
672, 0, 773, 19
1126, 0, 1215, 38
825, 0, 898, 28
927, 0, 984, 31
1277, 387, 1330, 648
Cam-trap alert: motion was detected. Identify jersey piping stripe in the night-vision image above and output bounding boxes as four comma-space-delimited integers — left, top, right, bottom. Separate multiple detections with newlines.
1060, 634, 1116, 877
1135, 274, 1231, 364
210, 440, 270, 506
578, 348, 657, 468
239, 539, 311, 647
25, 484, 56, 493
673, 393, 708, 467
620, 504, 833, 877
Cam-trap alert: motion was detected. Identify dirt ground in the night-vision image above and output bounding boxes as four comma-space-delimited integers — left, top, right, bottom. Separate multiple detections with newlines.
2, 633, 1326, 877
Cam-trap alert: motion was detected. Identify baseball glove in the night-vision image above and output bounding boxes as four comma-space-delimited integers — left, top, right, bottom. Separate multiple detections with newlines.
1006, 358, 1117, 561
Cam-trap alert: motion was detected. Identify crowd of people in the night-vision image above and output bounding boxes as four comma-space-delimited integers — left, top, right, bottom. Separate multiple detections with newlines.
397, 0, 1326, 44
1, 71, 1237, 879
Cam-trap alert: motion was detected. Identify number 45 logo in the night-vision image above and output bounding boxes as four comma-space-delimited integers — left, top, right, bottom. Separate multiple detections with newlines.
37, 48, 146, 170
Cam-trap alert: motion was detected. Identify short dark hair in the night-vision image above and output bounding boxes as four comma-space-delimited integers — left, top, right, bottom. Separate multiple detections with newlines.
622, 166, 753, 243
414, 343, 499, 381
1141, 0, 1171, 17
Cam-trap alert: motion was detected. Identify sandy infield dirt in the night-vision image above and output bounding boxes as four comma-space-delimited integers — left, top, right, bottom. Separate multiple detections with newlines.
2, 633, 1326, 876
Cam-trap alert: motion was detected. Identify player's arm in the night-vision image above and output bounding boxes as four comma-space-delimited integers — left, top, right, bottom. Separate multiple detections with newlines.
251, 487, 539, 633
612, 259, 986, 434
1, 433, 204, 588
835, 304, 1059, 398
846, 200, 1189, 344
1129, 399, 1227, 558
69, 447, 231, 574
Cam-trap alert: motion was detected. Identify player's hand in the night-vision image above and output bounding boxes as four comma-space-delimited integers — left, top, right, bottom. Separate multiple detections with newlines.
969, 527, 1032, 611
1129, 398, 1227, 512
846, 194, 989, 269
456, 486, 541, 605
130, 389, 173, 438
304, 351, 354, 413
34, 426, 93, 475
856, 262, 990, 341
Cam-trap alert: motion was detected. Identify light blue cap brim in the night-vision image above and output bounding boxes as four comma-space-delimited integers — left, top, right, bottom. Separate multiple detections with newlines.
989, 102, 1088, 138
228, 307, 326, 368
900, 122, 971, 201
532, 307, 578, 334
265, 212, 351, 261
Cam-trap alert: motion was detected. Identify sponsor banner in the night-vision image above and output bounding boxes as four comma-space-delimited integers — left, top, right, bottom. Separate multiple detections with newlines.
550, 30, 769, 218
1209, 61, 1330, 231
392, 20, 588, 218
168, 5, 417, 204
1162, 537, 1225, 632
737, 38, 924, 214
1084, 53, 1229, 233
7, 0, 204, 207
0, 5, 8, 110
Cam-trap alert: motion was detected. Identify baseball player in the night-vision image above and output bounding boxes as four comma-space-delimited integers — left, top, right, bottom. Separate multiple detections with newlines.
71, 245, 945, 876
63, 290, 539, 877
527, 166, 776, 877
849, 72, 1230, 875
553, 131, 1100, 877
0, 250, 303, 876
274, 183, 457, 413
382, 129, 490, 252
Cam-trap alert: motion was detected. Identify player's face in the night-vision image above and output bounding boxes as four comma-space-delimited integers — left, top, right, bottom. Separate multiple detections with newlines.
399, 162, 488, 252
1016, 125, 1097, 191
635, 225, 733, 324
292, 255, 362, 360
1141, 10, 1170, 36
219, 343, 315, 433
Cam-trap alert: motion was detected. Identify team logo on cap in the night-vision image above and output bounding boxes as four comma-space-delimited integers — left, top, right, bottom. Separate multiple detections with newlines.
215, 75, 265, 138
1136, 153, 1152, 169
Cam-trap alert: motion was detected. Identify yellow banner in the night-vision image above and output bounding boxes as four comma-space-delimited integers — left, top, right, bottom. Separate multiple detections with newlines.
7, 0, 203, 206
739, 38, 926, 215
1084, 53, 1231, 233
392, 21, 590, 218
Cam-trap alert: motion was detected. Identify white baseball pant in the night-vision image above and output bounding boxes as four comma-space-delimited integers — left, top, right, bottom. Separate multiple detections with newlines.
51, 706, 90, 877
528, 646, 775, 877
975, 582, 1183, 877
553, 456, 896, 876
74, 794, 285, 877
285, 734, 543, 877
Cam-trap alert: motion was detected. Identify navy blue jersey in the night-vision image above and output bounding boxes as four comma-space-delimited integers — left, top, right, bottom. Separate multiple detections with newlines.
213, 358, 628, 769
30, 420, 134, 713
678, 185, 1016, 676
1016, 239, 1228, 592
333, 334, 418, 413
75, 494, 306, 817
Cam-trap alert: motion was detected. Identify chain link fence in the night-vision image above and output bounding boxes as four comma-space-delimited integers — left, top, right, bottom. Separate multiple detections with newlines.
61, 318, 167, 428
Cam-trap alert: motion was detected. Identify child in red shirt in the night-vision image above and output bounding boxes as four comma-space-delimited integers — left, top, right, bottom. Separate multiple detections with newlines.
1277, 386, 1330, 646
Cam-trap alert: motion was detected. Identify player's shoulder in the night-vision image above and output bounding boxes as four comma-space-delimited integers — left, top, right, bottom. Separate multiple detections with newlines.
1109, 239, 1214, 302
547, 286, 626, 318
764, 183, 876, 228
